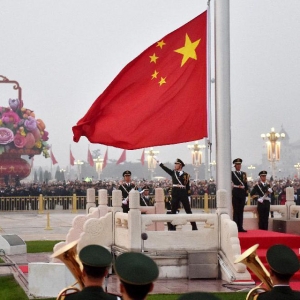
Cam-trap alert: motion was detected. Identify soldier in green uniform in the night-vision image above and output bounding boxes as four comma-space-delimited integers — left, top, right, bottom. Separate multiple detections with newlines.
114, 252, 159, 300
231, 158, 248, 232
119, 170, 137, 213
65, 245, 119, 300
155, 157, 197, 231
257, 244, 300, 300
250, 171, 272, 230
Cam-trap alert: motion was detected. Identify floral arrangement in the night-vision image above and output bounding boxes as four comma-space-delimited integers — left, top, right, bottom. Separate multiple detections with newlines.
0, 98, 49, 158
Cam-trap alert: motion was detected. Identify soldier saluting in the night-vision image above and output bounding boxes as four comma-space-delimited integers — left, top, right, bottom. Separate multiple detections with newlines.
154, 157, 197, 231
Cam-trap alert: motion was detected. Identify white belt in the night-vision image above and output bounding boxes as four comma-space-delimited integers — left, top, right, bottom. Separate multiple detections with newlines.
173, 184, 185, 188
233, 185, 244, 188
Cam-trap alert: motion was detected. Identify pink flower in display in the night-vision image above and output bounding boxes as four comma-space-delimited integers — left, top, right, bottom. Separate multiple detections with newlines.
14, 133, 26, 148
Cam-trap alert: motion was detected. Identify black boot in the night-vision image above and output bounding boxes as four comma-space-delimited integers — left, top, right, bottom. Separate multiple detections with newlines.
191, 222, 198, 231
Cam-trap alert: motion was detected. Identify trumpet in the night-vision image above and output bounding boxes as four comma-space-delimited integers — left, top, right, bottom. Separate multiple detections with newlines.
234, 244, 273, 300
51, 239, 83, 300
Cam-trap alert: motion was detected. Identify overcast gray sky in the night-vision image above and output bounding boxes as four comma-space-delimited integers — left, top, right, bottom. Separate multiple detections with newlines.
1, 0, 300, 171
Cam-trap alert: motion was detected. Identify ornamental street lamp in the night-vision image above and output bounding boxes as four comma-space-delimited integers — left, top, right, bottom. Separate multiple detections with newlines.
209, 160, 216, 180
74, 160, 83, 180
187, 141, 206, 180
261, 127, 285, 179
247, 165, 256, 180
145, 147, 159, 180
60, 168, 66, 181
294, 163, 300, 179
93, 156, 104, 180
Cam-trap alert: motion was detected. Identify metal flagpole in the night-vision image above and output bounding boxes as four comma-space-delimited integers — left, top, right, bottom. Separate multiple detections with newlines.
205, 0, 212, 180
215, 0, 232, 217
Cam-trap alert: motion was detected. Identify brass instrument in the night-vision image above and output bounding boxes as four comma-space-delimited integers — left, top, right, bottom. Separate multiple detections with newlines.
51, 239, 83, 300
234, 244, 273, 300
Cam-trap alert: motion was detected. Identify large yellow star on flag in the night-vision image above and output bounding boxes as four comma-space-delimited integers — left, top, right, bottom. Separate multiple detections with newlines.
174, 34, 201, 67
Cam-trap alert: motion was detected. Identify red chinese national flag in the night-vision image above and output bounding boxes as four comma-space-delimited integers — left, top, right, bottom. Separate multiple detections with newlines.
87, 148, 94, 167
141, 149, 145, 166
70, 150, 75, 166
102, 148, 108, 169
50, 150, 58, 165
116, 150, 126, 165
73, 11, 207, 149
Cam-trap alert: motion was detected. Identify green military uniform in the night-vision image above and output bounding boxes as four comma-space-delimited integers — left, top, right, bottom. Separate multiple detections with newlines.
257, 244, 300, 300
114, 252, 159, 299
65, 245, 119, 300
231, 158, 248, 232
250, 170, 271, 230
159, 158, 197, 230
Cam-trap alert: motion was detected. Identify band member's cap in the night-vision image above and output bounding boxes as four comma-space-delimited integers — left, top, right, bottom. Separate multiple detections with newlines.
174, 158, 185, 167
114, 252, 159, 285
122, 170, 131, 177
142, 185, 150, 191
79, 245, 112, 267
233, 158, 242, 165
259, 170, 267, 176
266, 244, 299, 275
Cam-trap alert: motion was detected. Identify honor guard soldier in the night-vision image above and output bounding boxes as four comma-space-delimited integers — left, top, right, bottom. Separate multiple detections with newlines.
256, 244, 300, 300
155, 157, 198, 231
140, 185, 153, 206
250, 170, 272, 230
119, 170, 137, 213
231, 158, 248, 232
64, 245, 119, 300
114, 252, 159, 300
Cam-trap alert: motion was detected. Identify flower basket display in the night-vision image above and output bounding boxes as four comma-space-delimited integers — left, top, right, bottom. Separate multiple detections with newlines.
0, 76, 50, 183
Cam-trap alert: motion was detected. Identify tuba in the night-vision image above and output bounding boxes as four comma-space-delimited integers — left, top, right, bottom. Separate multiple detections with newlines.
51, 239, 83, 300
234, 244, 273, 300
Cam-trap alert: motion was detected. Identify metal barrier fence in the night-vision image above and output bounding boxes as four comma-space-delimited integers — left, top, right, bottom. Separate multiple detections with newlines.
0, 193, 284, 212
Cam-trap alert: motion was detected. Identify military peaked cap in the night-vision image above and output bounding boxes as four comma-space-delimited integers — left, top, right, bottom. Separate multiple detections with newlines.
114, 252, 159, 285
79, 245, 112, 267
175, 158, 185, 167
233, 158, 243, 165
122, 170, 131, 177
142, 185, 150, 191
266, 244, 299, 275
259, 170, 267, 176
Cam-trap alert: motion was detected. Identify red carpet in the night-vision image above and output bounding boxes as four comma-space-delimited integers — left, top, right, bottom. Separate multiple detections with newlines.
239, 230, 300, 290
18, 265, 28, 273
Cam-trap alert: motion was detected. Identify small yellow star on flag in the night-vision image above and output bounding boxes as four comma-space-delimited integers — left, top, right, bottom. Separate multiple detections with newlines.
174, 34, 201, 67
149, 53, 159, 63
151, 70, 159, 79
156, 40, 166, 49
159, 77, 166, 86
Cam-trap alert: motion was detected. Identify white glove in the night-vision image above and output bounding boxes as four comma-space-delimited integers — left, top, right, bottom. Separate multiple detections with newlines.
153, 156, 160, 164
268, 188, 273, 193
122, 197, 128, 205
188, 196, 191, 204
258, 197, 264, 203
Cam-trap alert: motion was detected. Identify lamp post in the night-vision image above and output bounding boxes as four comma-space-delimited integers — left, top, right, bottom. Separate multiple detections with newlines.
294, 163, 300, 179
187, 141, 205, 180
145, 147, 159, 180
209, 160, 216, 180
261, 127, 285, 179
93, 156, 104, 180
60, 168, 66, 181
74, 160, 83, 180
247, 165, 256, 180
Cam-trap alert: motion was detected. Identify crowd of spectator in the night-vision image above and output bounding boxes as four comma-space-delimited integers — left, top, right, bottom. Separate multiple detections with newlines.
0, 176, 299, 204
